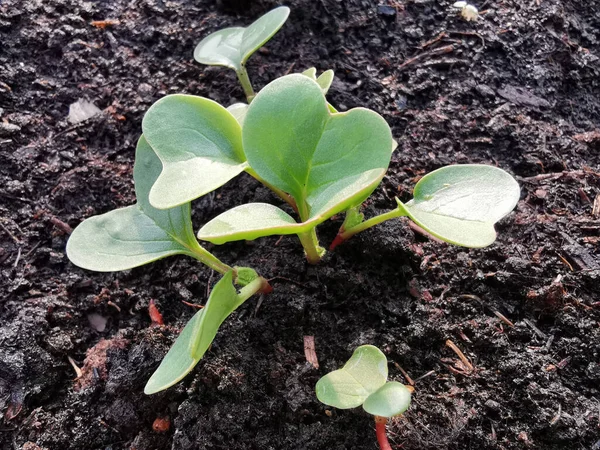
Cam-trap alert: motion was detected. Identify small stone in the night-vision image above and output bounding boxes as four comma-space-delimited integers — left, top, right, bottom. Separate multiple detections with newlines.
485, 399, 501, 412
0, 121, 20, 136
377, 5, 396, 17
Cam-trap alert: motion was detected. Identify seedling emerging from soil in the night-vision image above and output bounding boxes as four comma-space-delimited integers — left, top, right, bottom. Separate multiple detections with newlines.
194, 6, 290, 102
144, 270, 269, 394
452, 1, 479, 21
197, 74, 520, 263
66, 136, 270, 393
316, 345, 412, 450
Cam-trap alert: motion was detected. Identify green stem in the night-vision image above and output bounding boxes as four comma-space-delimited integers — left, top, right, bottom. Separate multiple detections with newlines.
237, 276, 268, 303
236, 65, 255, 103
331, 207, 407, 250
297, 228, 325, 264
187, 243, 233, 275
245, 167, 298, 213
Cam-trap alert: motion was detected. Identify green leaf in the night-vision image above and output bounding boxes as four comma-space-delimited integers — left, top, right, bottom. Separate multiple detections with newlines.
362, 382, 412, 417
66, 136, 202, 271
145, 271, 243, 394
227, 103, 249, 126
301, 68, 335, 95
142, 94, 246, 209
315, 345, 388, 409
193, 6, 290, 71
244, 74, 393, 223
198, 203, 303, 244
398, 164, 520, 247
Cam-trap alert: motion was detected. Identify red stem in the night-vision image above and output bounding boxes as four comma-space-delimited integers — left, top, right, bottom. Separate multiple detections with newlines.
375, 417, 392, 450
329, 233, 346, 251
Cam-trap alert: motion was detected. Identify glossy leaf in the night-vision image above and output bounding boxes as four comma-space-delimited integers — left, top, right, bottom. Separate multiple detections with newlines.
66, 136, 202, 271
194, 6, 290, 71
362, 382, 412, 417
245, 75, 393, 220
145, 271, 243, 394
315, 345, 388, 409
199, 203, 302, 244
142, 94, 246, 209
398, 165, 520, 247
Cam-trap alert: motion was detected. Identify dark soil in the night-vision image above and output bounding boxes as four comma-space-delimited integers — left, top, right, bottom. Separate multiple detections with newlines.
1, 0, 599, 449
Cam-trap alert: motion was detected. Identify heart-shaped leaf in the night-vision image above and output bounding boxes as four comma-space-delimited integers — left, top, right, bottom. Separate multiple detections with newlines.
145, 271, 242, 394
315, 345, 388, 409
66, 136, 205, 271
362, 382, 412, 418
244, 74, 393, 223
398, 164, 520, 247
142, 94, 246, 209
194, 6, 290, 71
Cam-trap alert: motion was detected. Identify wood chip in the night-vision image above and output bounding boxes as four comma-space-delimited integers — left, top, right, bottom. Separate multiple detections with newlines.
303, 336, 319, 369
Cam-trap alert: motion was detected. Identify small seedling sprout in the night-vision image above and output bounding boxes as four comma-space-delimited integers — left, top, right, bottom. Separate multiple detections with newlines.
194, 6, 290, 102
316, 345, 413, 450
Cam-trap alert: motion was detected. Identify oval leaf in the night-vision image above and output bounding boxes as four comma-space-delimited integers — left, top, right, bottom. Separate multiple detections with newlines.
399, 165, 520, 247
193, 6, 290, 71
198, 203, 301, 244
243, 74, 394, 222
142, 94, 246, 209
315, 345, 388, 409
145, 271, 241, 394
362, 382, 412, 418
66, 136, 202, 271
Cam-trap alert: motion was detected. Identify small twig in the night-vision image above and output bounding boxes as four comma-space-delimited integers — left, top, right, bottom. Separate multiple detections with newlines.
67, 356, 83, 378
408, 221, 445, 244
549, 404, 562, 426
13, 247, 22, 268
303, 336, 319, 369
414, 369, 436, 383
445, 339, 474, 372
0, 220, 21, 244
394, 362, 415, 386
523, 318, 547, 339
493, 311, 515, 327
398, 45, 455, 71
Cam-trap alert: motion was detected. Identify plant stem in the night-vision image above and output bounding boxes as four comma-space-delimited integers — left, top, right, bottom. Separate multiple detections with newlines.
330, 207, 408, 250
237, 276, 270, 302
236, 65, 255, 103
245, 167, 298, 213
297, 228, 325, 264
375, 417, 392, 450
188, 244, 233, 275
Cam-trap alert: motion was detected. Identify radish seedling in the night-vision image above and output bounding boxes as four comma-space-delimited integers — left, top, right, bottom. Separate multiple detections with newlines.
197, 74, 520, 262
194, 6, 290, 102
316, 345, 412, 450
66, 136, 270, 393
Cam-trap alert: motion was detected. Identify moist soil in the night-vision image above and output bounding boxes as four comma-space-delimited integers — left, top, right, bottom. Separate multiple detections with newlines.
1, 0, 599, 449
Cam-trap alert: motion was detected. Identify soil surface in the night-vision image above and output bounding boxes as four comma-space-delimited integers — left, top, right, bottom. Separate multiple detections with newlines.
1, 0, 599, 449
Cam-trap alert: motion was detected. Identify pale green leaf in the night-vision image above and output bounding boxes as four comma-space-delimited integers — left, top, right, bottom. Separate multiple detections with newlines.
244, 74, 393, 223
362, 382, 412, 417
145, 271, 242, 394
399, 164, 520, 247
142, 94, 246, 209
227, 102, 249, 126
301, 68, 335, 95
193, 7, 290, 71
66, 136, 201, 271
315, 345, 388, 409
198, 203, 303, 244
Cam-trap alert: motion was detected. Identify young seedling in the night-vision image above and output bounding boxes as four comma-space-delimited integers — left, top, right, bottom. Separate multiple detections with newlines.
197, 73, 396, 263
66, 136, 270, 393
194, 6, 290, 103
196, 74, 520, 262
144, 270, 269, 394
316, 345, 412, 450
